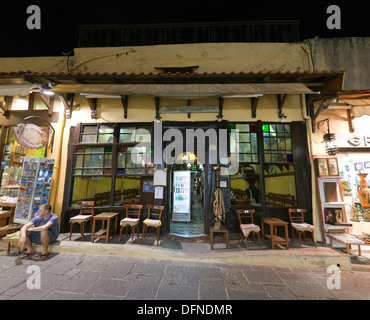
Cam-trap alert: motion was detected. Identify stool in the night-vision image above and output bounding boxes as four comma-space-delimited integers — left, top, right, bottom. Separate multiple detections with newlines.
209, 226, 229, 250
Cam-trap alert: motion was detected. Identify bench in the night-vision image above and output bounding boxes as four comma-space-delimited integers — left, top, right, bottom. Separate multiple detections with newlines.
327, 233, 367, 255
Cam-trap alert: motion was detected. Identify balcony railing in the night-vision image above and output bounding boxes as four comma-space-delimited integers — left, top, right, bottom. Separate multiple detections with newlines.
78, 21, 300, 48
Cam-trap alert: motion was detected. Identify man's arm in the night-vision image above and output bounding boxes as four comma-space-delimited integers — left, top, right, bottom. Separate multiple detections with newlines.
18, 221, 35, 249
28, 221, 54, 232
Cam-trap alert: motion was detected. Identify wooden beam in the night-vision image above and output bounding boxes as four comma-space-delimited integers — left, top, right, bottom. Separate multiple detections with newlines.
251, 96, 260, 118
155, 97, 160, 121
346, 109, 355, 133
120, 95, 128, 119
57, 93, 78, 119
277, 94, 287, 118
86, 98, 97, 119
218, 97, 224, 120
37, 93, 54, 116
1, 96, 13, 118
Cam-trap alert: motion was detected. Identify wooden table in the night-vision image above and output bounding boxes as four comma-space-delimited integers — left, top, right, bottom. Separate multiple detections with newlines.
91, 212, 119, 243
209, 226, 229, 250
261, 217, 289, 250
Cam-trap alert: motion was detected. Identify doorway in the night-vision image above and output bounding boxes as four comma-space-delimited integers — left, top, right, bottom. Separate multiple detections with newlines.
169, 158, 206, 237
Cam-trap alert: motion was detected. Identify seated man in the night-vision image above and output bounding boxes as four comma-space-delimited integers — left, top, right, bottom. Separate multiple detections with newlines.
18, 204, 59, 261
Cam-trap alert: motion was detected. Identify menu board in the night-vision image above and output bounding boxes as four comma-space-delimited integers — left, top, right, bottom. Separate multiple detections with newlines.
14, 157, 55, 224
172, 170, 191, 222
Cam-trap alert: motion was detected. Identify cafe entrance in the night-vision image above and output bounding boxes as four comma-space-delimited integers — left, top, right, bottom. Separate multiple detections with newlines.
169, 154, 206, 237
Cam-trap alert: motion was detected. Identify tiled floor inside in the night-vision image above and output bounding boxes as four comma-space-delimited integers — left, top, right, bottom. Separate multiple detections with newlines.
169, 191, 205, 237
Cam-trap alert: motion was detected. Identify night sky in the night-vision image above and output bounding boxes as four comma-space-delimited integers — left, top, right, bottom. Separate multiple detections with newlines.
0, 0, 369, 57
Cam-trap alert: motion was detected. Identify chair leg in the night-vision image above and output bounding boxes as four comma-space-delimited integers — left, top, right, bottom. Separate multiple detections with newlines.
142, 224, 147, 243
69, 222, 73, 240
156, 227, 160, 246
256, 231, 262, 249
311, 231, 317, 248
297, 230, 302, 247
131, 226, 135, 243
119, 226, 123, 242
245, 236, 249, 250
80, 222, 85, 241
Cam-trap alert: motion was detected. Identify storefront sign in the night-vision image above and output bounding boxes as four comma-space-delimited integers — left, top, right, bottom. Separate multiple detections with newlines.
14, 123, 48, 150
336, 133, 370, 148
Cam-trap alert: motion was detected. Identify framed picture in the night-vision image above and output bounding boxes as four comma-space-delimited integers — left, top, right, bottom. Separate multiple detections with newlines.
328, 158, 339, 176
324, 207, 343, 225
354, 162, 363, 171
316, 158, 329, 176
364, 161, 370, 169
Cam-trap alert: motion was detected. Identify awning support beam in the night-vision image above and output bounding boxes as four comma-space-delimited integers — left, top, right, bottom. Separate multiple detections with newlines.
251, 96, 260, 118
277, 94, 287, 118
120, 95, 128, 119
86, 98, 97, 119
58, 93, 79, 119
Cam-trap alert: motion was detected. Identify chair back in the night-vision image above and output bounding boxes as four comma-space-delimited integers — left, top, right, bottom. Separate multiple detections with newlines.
288, 208, 306, 223
235, 209, 255, 225
146, 204, 164, 221
77, 201, 95, 216
124, 204, 142, 219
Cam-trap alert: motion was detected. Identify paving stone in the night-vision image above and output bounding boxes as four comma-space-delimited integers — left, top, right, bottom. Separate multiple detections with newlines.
126, 274, 162, 299
199, 279, 227, 300
155, 283, 198, 300
86, 278, 133, 297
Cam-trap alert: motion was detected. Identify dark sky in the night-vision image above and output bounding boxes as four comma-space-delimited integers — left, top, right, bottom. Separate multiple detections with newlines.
0, 0, 369, 57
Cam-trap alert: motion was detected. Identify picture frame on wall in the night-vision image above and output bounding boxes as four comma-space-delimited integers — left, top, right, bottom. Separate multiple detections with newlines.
328, 158, 339, 176
316, 158, 329, 176
354, 162, 363, 171
364, 161, 370, 169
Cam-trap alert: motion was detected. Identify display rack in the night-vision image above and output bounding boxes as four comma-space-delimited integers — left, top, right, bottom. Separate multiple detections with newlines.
13, 157, 55, 224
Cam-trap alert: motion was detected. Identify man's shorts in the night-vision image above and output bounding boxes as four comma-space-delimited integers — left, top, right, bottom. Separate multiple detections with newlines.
28, 230, 58, 245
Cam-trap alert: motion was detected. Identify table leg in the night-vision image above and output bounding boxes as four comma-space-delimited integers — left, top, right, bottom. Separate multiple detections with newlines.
285, 224, 289, 249
106, 219, 110, 243
91, 218, 96, 243
114, 216, 118, 236
269, 225, 274, 249
226, 230, 229, 248
261, 221, 265, 241
210, 230, 214, 250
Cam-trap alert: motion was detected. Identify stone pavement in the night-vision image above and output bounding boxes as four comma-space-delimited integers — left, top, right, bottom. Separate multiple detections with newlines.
0, 250, 369, 301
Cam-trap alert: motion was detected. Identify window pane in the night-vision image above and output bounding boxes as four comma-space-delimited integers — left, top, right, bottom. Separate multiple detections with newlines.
239, 133, 250, 143
71, 176, 111, 206
81, 134, 97, 143
117, 153, 126, 169
99, 125, 114, 133
98, 134, 113, 143
75, 155, 83, 168
236, 124, 249, 132
119, 134, 133, 143
83, 126, 97, 134
265, 164, 296, 207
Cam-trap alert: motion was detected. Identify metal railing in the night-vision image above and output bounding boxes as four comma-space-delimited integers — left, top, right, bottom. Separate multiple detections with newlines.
78, 20, 300, 47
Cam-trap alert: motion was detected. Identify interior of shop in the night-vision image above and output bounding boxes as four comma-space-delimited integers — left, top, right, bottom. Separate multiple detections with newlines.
169, 154, 206, 237
337, 153, 370, 232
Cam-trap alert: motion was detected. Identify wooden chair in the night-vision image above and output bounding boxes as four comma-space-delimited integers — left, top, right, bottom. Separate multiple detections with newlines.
119, 204, 142, 243
288, 208, 317, 248
235, 209, 262, 250
142, 204, 165, 246
69, 201, 95, 240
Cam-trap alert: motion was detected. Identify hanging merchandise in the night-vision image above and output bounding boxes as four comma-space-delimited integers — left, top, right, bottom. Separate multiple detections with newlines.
212, 188, 225, 229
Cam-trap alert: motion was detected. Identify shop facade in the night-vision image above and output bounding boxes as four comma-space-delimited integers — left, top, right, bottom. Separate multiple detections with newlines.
310, 90, 370, 242
0, 42, 345, 240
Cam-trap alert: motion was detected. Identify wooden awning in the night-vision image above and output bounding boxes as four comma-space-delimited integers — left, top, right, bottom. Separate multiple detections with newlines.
50, 83, 314, 99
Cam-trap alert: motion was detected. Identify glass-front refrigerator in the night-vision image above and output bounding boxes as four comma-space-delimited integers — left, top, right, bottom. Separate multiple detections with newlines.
14, 157, 55, 224
172, 170, 191, 222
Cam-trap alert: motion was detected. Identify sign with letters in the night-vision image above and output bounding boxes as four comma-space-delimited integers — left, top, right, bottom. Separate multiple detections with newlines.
336, 133, 370, 148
